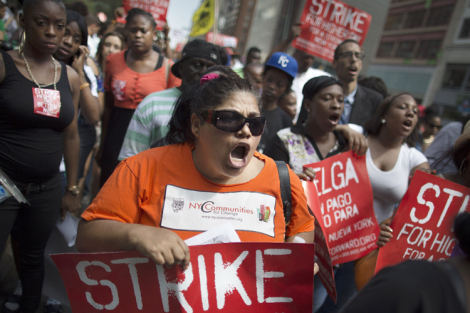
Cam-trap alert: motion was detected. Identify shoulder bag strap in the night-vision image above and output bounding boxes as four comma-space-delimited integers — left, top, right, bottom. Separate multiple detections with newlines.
275, 161, 292, 225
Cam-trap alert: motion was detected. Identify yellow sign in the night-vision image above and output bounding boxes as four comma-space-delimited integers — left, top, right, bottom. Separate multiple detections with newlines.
190, 0, 214, 37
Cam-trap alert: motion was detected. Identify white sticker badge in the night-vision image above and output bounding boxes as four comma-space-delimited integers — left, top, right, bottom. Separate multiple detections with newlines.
161, 185, 277, 237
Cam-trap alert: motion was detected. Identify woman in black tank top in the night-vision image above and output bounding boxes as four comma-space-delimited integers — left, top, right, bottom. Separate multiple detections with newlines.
0, 0, 81, 312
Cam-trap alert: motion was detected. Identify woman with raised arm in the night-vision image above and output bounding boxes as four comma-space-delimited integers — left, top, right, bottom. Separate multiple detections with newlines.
0, 0, 80, 311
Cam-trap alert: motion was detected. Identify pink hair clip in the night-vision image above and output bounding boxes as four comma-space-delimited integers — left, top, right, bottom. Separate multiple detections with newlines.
200, 73, 220, 86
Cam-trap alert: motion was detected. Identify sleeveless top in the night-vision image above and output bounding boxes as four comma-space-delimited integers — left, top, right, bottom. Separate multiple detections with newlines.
0, 50, 75, 183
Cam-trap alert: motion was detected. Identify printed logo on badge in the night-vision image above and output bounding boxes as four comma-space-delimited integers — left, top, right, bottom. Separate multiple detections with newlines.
112, 80, 126, 101
32, 88, 61, 118
172, 198, 184, 213
257, 204, 271, 222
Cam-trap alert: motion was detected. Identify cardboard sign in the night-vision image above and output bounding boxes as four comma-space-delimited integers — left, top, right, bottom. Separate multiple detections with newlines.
292, 0, 372, 62
52, 242, 315, 312
206, 32, 238, 48
117, 0, 170, 30
304, 151, 379, 265
375, 171, 470, 273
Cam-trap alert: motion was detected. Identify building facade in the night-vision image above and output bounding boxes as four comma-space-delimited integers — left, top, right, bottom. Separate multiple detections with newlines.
368, 0, 470, 119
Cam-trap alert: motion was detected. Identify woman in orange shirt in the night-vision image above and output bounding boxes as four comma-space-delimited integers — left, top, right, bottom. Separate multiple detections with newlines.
97, 8, 180, 186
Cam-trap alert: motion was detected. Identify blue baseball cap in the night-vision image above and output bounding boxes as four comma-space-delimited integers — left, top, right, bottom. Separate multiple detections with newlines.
265, 52, 298, 79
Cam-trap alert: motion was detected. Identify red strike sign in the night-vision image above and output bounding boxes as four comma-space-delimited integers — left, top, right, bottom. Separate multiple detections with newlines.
303, 151, 380, 265
117, 0, 170, 30
52, 242, 315, 312
206, 32, 238, 48
292, 0, 372, 62
375, 171, 470, 273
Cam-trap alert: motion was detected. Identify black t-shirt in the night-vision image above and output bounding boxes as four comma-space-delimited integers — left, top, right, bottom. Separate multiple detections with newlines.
258, 106, 292, 153
0, 50, 74, 183
340, 260, 466, 313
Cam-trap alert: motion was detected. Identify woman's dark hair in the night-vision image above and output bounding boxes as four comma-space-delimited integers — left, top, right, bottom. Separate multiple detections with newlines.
166, 66, 259, 145
126, 8, 156, 29
454, 212, 470, 256
66, 9, 88, 48
64, 0, 88, 16
358, 76, 388, 99
423, 107, 440, 125
364, 92, 418, 147
296, 75, 342, 125
22, 0, 65, 14
96, 31, 124, 68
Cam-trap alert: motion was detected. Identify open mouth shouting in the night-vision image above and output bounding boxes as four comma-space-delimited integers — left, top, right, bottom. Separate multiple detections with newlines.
348, 66, 358, 76
229, 143, 250, 168
402, 119, 414, 131
328, 113, 341, 125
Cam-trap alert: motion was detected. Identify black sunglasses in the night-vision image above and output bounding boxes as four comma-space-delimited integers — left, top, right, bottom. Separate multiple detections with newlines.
338, 51, 365, 60
200, 110, 266, 136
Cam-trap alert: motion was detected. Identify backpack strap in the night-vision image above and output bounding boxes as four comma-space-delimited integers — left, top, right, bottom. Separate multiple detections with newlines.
275, 161, 292, 225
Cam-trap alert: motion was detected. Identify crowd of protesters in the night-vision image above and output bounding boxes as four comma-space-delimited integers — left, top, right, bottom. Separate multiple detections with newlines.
0, 0, 469, 312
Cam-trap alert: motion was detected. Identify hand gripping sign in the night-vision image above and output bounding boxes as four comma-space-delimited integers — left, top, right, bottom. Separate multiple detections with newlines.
375, 171, 470, 274
117, 0, 170, 30
292, 0, 372, 62
303, 151, 380, 266
52, 242, 316, 313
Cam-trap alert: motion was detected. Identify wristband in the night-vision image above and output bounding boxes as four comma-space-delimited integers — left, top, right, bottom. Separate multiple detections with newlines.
80, 83, 90, 90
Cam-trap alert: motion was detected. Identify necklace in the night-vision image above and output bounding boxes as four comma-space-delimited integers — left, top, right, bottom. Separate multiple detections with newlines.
20, 52, 60, 108
423, 135, 434, 145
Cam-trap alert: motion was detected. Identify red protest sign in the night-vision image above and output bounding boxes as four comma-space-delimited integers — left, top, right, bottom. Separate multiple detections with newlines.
292, 0, 372, 62
313, 217, 337, 303
304, 151, 379, 265
302, 181, 337, 302
206, 32, 238, 47
117, 0, 170, 30
375, 171, 470, 273
52, 242, 315, 312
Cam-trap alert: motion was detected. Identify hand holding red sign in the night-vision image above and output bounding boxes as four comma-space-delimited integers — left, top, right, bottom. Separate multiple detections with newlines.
52, 243, 315, 312
303, 151, 379, 266
292, 0, 372, 62
375, 171, 470, 274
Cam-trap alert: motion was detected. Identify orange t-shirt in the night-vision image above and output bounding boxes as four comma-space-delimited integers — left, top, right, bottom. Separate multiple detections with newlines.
82, 143, 314, 242
104, 50, 181, 109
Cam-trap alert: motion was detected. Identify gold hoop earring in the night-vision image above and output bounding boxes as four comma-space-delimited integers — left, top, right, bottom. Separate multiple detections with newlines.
18, 31, 25, 54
